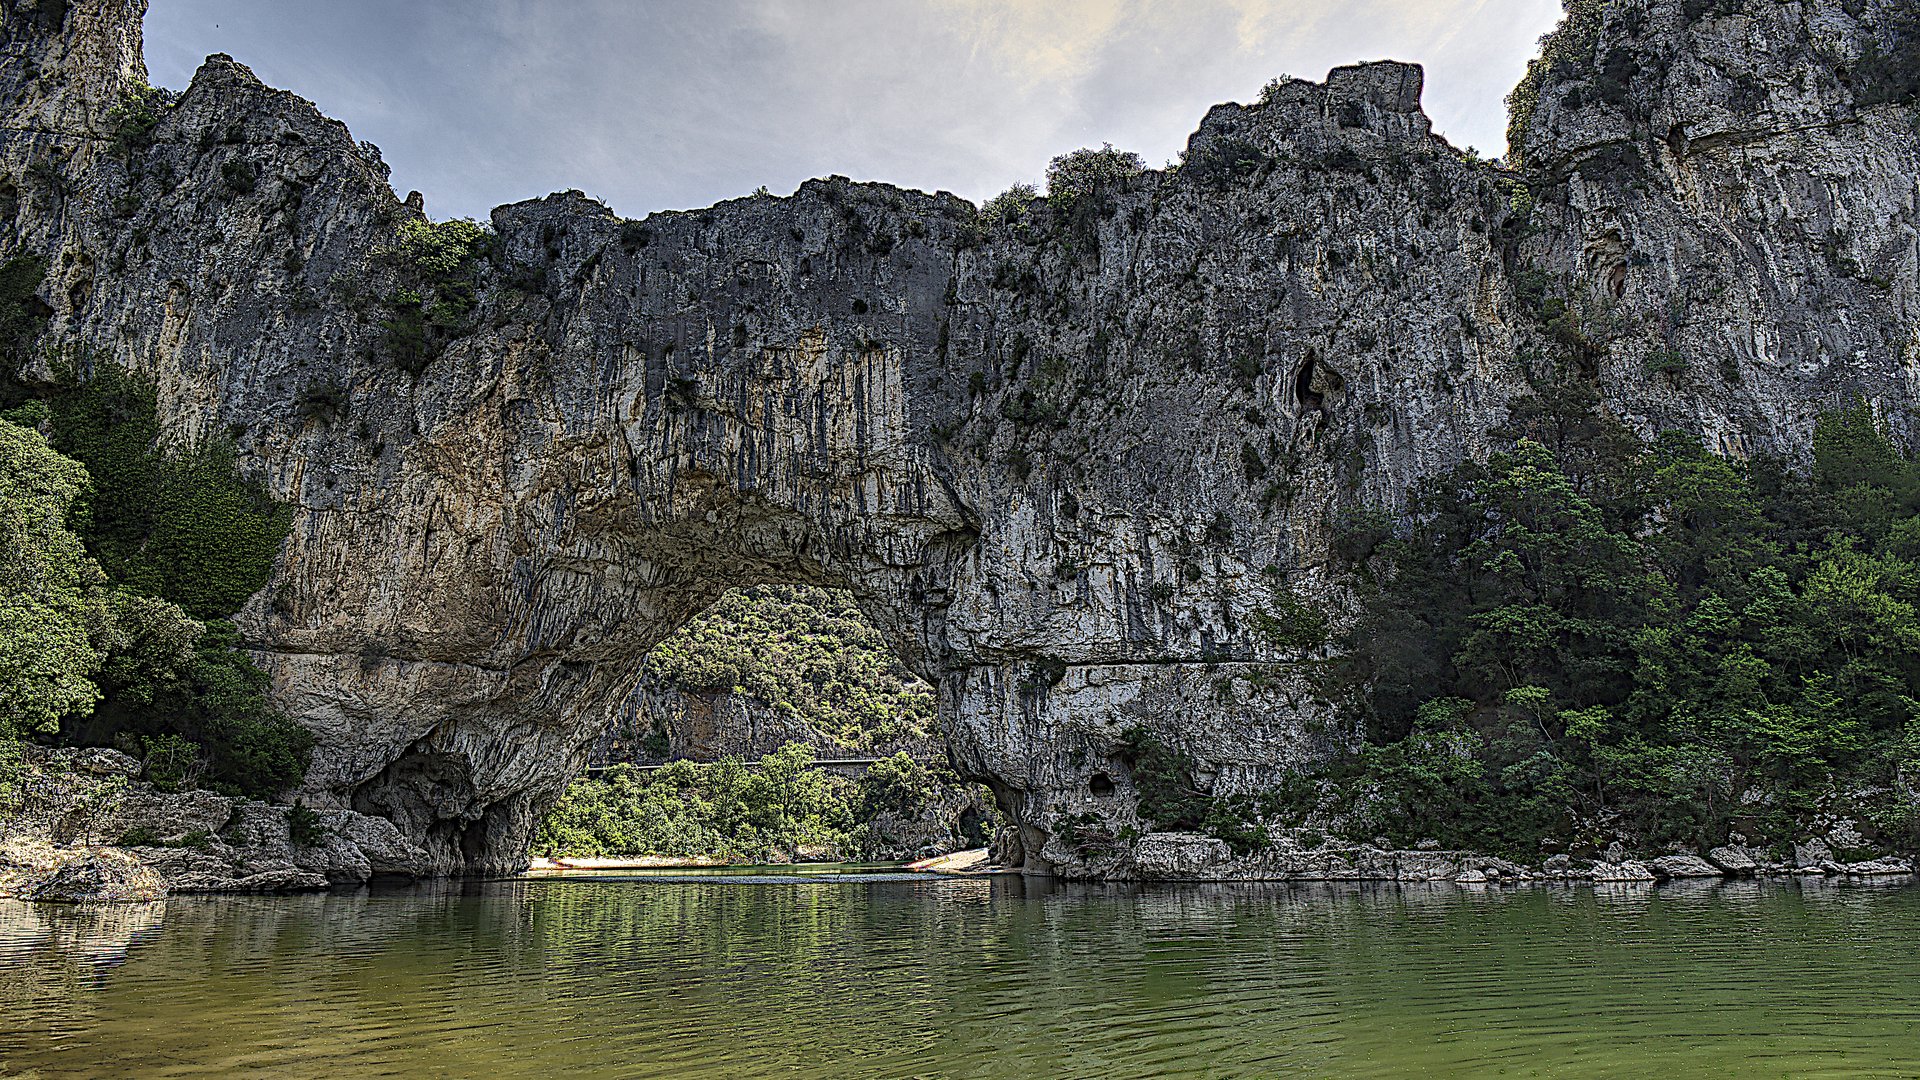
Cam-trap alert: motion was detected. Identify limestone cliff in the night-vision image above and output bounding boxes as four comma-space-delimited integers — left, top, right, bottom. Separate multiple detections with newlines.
3, 0, 1915, 877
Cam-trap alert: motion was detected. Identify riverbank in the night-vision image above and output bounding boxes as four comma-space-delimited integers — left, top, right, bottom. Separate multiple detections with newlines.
1, 747, 430, 903
8, 745, 1911, 903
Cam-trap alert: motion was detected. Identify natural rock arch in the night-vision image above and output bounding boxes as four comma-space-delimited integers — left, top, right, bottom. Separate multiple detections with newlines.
6, 0, 1918, 877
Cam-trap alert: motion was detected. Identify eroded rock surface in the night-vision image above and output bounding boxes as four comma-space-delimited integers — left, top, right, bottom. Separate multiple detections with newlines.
3, 0, 1916, 876
1, 747, 427, 899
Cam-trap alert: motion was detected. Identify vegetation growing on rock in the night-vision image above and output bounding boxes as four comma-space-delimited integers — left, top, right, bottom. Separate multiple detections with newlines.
1287, 393, 1920, 858
0, 361, 308, 801
375, 217, 492, 375
542, 585, 992, 862
641, 585, 935, 748
42, 364, 291, 621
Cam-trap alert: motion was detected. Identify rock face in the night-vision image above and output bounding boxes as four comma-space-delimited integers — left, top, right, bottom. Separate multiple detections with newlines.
1, 747, 428, 899
3, 0, 1916, 877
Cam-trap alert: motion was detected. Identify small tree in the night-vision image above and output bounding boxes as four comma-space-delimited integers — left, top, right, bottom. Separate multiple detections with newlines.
981, 182, 1038, 225
1044, 143, 1144, 202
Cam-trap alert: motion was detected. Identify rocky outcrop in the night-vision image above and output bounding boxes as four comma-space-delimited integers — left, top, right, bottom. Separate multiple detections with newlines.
1, 747, 428, 900
2, 0, 1916, 878
10, 847, 165, 902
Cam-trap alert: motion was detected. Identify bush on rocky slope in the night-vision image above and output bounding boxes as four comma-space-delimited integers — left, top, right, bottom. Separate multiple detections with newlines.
1290, 394, 1920, 858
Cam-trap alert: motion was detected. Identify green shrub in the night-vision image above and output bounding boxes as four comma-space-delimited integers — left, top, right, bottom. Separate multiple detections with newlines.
980, 183, 1037, 225
1309, 395, 1920, 855
374, 218, 491, 374
1256, 76, 1296, 105
0, 255, 49, 407
105, 85, 165, 158
1181, 137, 1270, 188
140, 733, 201, 792
1118, 727, 1208, 831
118, 825, 160, 847
534, 745, 869, 862
858, 752, 939, 816
641, 585, 934, 747
287, 802, 325, 847
219, 159, 256, 195
1044, 144, 1143, 203
0, 417, 110, 737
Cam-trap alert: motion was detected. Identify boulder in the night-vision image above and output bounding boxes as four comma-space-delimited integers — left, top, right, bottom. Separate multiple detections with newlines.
1592, 860, 1656, 882
171, 869, 329, 894
1648, 854, 1723, 880
1841, 858, 1915, 876
1133, 833, 1232, 878
1826, 819, 1866, 850
72, 748, 142, 778
1793, 839, 1834, 867
336, 813, 429, 879
1706, 845, 1758, 875
108, 788, 235, 842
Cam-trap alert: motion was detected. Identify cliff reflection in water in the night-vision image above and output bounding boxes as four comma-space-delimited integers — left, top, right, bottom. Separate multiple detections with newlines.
4, 874, 1920, 1078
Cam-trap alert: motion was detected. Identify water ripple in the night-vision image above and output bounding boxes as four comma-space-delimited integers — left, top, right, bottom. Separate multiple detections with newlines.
2, 875, 1918, 1077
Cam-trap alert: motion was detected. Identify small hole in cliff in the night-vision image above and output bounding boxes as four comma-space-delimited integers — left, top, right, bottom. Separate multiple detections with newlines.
1295, 356, 1325, 416
1607, 263, 1627, 299
1088, 773, 1115, 797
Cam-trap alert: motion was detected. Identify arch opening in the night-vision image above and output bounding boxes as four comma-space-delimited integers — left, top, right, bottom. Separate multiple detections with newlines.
537, 583, 999, 866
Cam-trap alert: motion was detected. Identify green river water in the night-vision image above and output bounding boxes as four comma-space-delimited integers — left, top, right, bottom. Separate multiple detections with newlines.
3, 868, 1918, 1078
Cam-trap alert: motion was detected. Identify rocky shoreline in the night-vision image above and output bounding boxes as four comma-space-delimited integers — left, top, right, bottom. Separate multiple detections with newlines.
1, 747, 429, 903
5, 746, 1913, 903
1119, 832, 1917, 884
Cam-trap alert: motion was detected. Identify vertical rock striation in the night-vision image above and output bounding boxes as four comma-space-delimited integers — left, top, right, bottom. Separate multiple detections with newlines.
2, 0, 1915, 876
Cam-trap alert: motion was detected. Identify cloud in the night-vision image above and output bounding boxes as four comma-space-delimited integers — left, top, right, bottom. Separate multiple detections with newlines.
141, 0, 1564, 221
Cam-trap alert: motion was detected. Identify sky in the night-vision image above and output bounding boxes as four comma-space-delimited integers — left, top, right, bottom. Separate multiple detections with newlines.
141, 0, 1567, 223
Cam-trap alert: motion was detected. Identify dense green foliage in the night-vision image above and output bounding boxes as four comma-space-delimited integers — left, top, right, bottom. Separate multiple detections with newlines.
980, 183, 1038, 225
534, 745, 959, 862
643, 585, 934, 747
66, 616, 313, 797
1303, 392, 1920, 856
542, 585, 973, 860
103, 84, 166, 158
0, 419, 111, 737
0, 362, 308, 798
1114, 727, 1277, 857
42, 363, 291, 621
